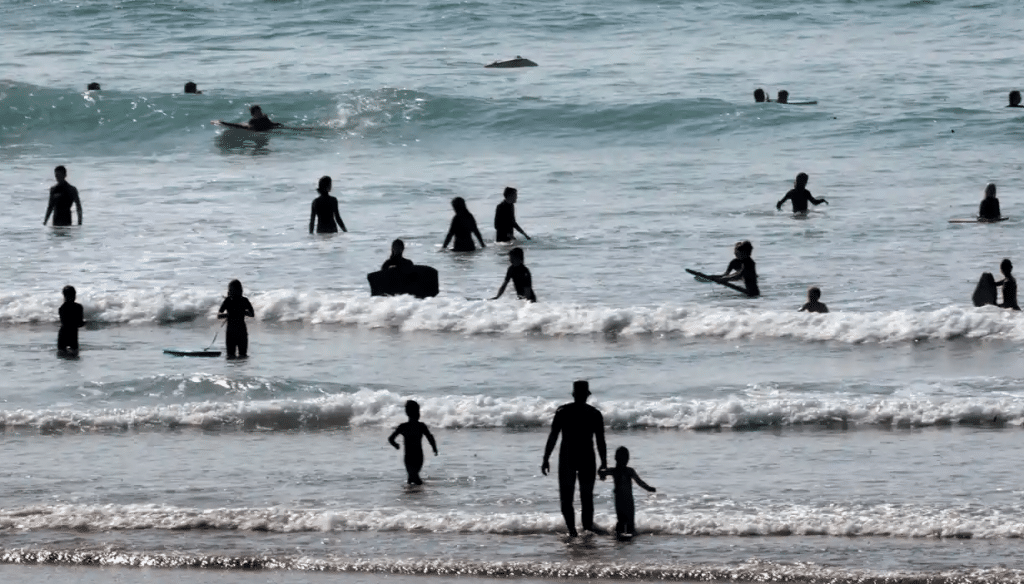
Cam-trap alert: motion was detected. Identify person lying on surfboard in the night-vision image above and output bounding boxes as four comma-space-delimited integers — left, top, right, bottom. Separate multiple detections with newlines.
995, 259, 1019, 310
979, 183, 1002, 221
215, 105, 282, 131
799, 286, 829, 313
714, 240, 760, 297
777, 172, 828, 213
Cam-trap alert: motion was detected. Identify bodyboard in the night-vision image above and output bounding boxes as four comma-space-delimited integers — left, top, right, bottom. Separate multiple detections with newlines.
368, 265, 439, 299
972, 272, 998, 307
686, 269, 756, 297
211, 120, 253, 130
163, 349, 222, 357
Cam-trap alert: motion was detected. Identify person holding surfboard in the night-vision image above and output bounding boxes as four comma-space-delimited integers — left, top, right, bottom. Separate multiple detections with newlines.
979, 183, 1002, 221
43, 166, 83, 226
492, 247, 536, 302
57, 285, 85, 357
715, 240, 760, 297
995, 259, 1019, 310
442, 197, 486, 252
777, 173, 828, 214
799, 286, 829, 313
217, 279, 255, 359
494, 186, 530, 243
381, 238, 414, 271
309, 176, 347, 234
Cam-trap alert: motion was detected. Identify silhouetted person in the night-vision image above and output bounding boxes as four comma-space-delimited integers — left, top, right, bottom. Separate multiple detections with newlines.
979, 183, 1002, 221
494, 186, 530, 243
309, 175, 347, 234
799, 286, 829, 313
715, 240, 759, 297
996, 259, 1019, 310
599, 446, 655, 536
184, 81, 201, 94
542, 380, 608, 537
777, 172, 828, 213
87, 82, 100, 91
753, 88, 768, 103
43, 165, 82, 226
388, 400, 438, 485
218, 279, 255, 359
442, 197, 486, 252
382, 238, 414, 271
492, 247, 536, 302
57, 285, 85, 356
244, 105, 281, 131
1009, 91, 1023, 108
776, 90, 789, 104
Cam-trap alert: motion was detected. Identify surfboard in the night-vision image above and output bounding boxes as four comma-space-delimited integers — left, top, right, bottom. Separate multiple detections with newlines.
210, 120, 254, 130
686, 268, 757, 297
163, 349, 222, 357
485, 56, 538, 68
368, 265, 439, 299
972, 272, 998, 307
949, 217, 1008, 223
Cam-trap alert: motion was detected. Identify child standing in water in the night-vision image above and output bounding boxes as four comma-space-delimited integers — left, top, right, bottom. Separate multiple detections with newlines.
799, 286, 829, 313
599, 446, 656, 537
218, 279, 255, 359
57, 285, 85, 356
388, 400, 439, 485
492, 247, 537, 302
996, 259, 1019, 310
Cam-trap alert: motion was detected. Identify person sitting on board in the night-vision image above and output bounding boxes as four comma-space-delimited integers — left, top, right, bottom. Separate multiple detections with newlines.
43, 165, 83, 226
996, 259, 1020, 310
599, 446, 656, 537
388, 399, 438, 485
492, 247, 537, 302
442, 196, 486, 252
381, 238, 414, 271
57, 285, 85, 357
799, 286, 829, 313
494, 186, 531, 243
978, 183, 1002, 221
243, 105, 281, 131
1009, 91, 1023, 108
777, 172, 828, 213
753, 88, 769, 103
309, 175, 347, 234
218, 279, 255, 359
184, 81, 201, 94
714, 240, 759, 297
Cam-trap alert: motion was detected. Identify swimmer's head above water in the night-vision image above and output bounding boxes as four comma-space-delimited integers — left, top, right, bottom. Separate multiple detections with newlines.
1010, 91, 1021, 107
753, 88, 768, 102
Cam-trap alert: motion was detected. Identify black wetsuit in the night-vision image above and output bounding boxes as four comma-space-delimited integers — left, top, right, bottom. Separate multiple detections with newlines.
310, 195, 345, 233
381, 256, 414, 271
494, 200, 520, 242
390, 421, 436, 485
998, 275, 1019, 310
549, 402, 606, 533
47, 182, 80, 226
247, 116, 281, 131
979, 198, 1002, 221
444, 213, 483, 252
219, 295, 255, 358
778, 187, 826, 213
606, 466, 640, 535
58, 301, 84, 354
503, 264, 536, 302
727, 257, 759, 297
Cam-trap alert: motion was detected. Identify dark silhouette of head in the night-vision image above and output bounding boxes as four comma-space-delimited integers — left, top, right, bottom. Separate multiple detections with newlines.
391, 238, 405, 255
734, 240, 753, 259
54, 165, 67, 180
753, 88, 767, 103
62, 285, 76, 302
87, 82, 101, 91
184, 81, 200, 94
1010, 91, 1021, 107
318, 175, 332, 194
985, 183, 997, 199
795, 172, 809, 188
1002, 259, 1013, 276
572, 380, 591, 402
808, 286, 821, 301
228, 279, 243, 297
451, 197, 468, 214
509, 247, 524, 264
503, 186, 518, 202
615, 446, 630, 466
405, 399, 421, 421
777, 90, 789, 104
249, 104, 264, 117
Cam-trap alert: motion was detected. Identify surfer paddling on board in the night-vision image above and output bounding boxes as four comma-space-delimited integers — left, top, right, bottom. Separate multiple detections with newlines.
799, 286, 829, 313
777, 173, 828, 214
492, 247, 536, 302
381, 239, 414, 271
1009, 91, 1023, 108
979, 183, 1002, 221
494, 187, 530, 243
442, 197, 486, 252
218, 279, 255, 359
542, 380, 608, 538
996, 259, 1020, 310
309, 176, 347, 234
43, 166, 83, 226
388, 399, 438, 485
214, 105, 282, 131
57, 285, 85, 357
713, 240, 760, 297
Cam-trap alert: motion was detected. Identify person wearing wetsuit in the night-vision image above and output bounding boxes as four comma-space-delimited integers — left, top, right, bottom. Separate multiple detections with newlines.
1009, 91, 1023, 108
388, 400, 439, 485
979, 183, 1002, 221
442, 197, 486, 252
996, 259, 1019, 310
218, 279, 255, 359
57, 285, 85, 356
599, 446, 656, 536
717, 240, 760, 297
753, 88, 769, 103
43, 166, 82, 226
542, 380, 608, 537
492, 247, 536, 302
381, 239, 414, 271
777, 172, 828, 213
184, 81, 201, 94
245, 105, 281, 131
309, 176, 347, 233
494, 187, 531, 243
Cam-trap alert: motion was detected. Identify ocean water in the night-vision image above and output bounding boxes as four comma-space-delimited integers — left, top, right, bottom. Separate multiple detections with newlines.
5, 0, 1024, 582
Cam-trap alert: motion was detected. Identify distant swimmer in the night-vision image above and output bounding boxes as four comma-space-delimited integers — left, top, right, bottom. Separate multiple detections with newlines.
775, 89, 817, 105
43, 165, 83, 226
799, 286, 829, 313
218, 279, 255, 359
599, 446, 655, 537
754, 88, 769, 103
777, 172, 828, 213
1009, 91, 1023, 108
381, 238, 414, 271
492, 247, 536, 302
87, 82, 100, 91
442, 197, 486, 252
485, 56, 538, 68
57, 285, 85, 357
388, 399, 438, 485
494, 186, 530, 243
979, 183, 1002, 221
309, 176, 347, 234
996, 259, 1020, 310
184, 81, 202, 94
714, 240, 759, 297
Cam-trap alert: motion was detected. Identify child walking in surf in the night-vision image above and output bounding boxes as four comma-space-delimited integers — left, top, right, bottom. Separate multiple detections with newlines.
217, 279, 255, 359
388, 400, 439, 485
599, 446, 656, 536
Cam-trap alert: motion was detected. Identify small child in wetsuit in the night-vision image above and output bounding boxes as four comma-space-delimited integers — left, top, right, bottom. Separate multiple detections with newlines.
716, 240, 759, 297
799, 286, 829, 313
388, 400, 438, 485
979, 183, 1002, 221
492, 247, 537, 302
57, 285, 85, 356
218, 279, 255, 359
996, 259, 1019, 310
776, 173, 828, 213
599, 446, 656, 536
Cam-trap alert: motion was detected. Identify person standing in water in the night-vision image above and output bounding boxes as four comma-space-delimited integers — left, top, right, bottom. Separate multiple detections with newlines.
494, 187, 530, 243
979, 183, 1002, 221
777, 173, 828, 214
388, 400, 438, 485
57, 285, 85, 356
715, 240, 760, 297
599, 446, 656, 537
218, 279, 255, 359
43, 166, 83, 226
309, 176, 347, 234
996, 259, 1019, 310
442, 197, 486, 252
492, 247, 536, 302
542, 380, 608, 537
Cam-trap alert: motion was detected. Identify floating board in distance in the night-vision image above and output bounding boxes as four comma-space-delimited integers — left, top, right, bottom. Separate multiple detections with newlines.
949, 217, 1008, 223
368, 265, 440, 299
485, 56, 538, 68
783, 101, 817, 105
972, 272, 998, 307
163, 349, 222, 357
686, 268, 756, 297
